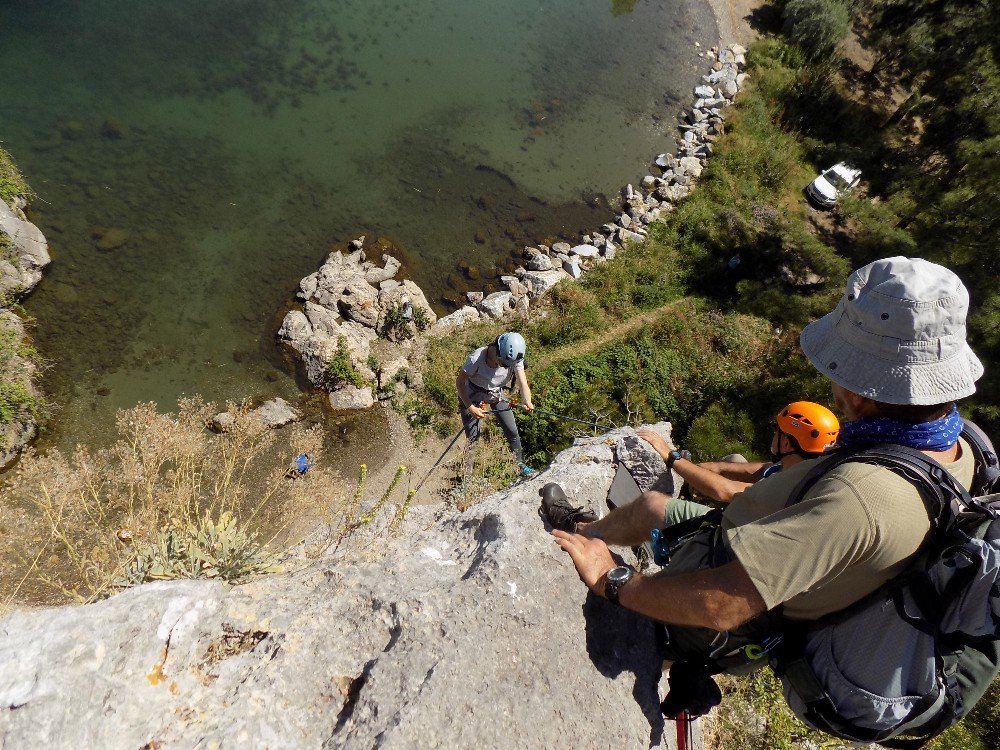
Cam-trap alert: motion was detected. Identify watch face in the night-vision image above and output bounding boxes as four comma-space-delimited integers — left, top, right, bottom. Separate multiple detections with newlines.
607, 566, 631, 585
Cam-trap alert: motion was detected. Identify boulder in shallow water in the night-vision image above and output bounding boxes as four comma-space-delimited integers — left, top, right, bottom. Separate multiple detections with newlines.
252, 398, 302, 428
523, 247, 553, 272
328, 384, 375, 410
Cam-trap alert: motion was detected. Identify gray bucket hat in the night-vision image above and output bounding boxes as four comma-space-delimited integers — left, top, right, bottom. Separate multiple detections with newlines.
800, 256, 983, 405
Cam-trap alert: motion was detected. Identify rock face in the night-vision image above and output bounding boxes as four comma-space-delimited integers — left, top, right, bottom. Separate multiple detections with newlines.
0, 198, 50, 468
0, 199, 50, 298
279, 240, 436, 403
0, 425, 699, 749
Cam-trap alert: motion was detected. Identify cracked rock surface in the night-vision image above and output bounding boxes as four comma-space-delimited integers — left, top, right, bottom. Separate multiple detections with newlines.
0, 424, 697, 749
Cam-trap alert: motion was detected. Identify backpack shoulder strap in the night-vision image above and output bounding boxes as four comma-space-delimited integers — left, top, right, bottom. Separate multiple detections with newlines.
783, 444, 974, 529
961, 420, 1000, 496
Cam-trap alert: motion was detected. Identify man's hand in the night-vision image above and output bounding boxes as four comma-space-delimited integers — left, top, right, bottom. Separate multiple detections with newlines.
467, 404, 487, 420
521, 400, 535, 412
637, 428, 672, 459
552, 530, 617, 596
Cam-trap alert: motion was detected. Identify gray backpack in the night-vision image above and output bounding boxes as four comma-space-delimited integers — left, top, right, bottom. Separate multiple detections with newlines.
772, 424, 1000, 748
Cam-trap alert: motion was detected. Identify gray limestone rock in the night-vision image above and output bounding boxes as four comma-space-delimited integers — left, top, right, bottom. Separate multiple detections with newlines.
298, 272, 319, 301
466, 291, 485, 304
430, 306, 481, 333
0, 200, 51, 296
376, 280, 438, 334
252, 398, 302, 429
562, 258, 583, 279
0, 310, 41, 469
677, 157, 704, 179
516, 268, 569, 297
0, 425, 698, 750
654, 153, 675, 169
477, 291, 514, 319
694, 84, 715, 98
523, 248, 553, 272
569, 244, 600, 259
550, 241, 572, 255
618, 228, 646, 245
364, 254, 402, 285
500, 276, 529, 298
328, 383, 375, 410
338, 281, 381, 328
377, 358, 410, 389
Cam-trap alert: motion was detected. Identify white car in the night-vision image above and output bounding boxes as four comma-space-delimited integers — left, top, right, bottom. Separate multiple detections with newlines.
807, 162, 861, 208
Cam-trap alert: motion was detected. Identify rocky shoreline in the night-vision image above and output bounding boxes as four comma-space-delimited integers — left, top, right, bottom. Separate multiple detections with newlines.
279, 45, 748, 409
0, 196, 51, 469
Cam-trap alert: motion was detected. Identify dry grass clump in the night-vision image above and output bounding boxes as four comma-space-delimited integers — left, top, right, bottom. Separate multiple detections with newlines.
446, 428, 519, 512
4, 398, 348, 603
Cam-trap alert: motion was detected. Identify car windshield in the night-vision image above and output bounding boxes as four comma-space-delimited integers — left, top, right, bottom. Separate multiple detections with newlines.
823, 169, 852, 191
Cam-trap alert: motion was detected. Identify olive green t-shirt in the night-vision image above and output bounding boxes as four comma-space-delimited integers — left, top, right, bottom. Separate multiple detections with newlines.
722, 439, 975, 621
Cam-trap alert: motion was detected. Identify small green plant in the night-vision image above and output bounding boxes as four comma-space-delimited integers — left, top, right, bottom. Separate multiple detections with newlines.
325, 336, 366, 389
0, 146, 33, 204
120, 512, 280, 586
380, 303, 414, 340
412, 305, 430, 332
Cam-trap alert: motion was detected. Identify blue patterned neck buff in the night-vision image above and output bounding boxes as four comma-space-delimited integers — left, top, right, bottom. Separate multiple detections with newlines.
838, 404, 964, 451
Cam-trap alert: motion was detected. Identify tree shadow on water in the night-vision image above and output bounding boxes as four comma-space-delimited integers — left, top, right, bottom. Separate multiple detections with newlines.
582, 590, 666, 748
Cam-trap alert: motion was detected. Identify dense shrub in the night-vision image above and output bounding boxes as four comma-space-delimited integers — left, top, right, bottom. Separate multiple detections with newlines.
782, 0, 850, 60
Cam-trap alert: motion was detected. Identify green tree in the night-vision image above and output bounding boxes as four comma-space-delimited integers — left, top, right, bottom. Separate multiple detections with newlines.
782, 0, 851, 59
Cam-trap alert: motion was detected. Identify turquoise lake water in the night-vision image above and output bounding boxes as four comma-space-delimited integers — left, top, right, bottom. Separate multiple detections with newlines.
0, 0, 717, 451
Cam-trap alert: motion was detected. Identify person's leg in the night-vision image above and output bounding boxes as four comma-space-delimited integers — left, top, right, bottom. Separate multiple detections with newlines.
459, 401, 481, 443
493, 399, 523, 463
578, 490, 672, 546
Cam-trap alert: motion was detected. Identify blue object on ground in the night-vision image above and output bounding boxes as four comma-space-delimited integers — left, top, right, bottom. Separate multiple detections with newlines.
519, 463, 537, 477
295, 453, 312, 474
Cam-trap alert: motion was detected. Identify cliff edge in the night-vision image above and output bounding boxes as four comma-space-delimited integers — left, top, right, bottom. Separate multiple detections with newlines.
0, 424, 698, 749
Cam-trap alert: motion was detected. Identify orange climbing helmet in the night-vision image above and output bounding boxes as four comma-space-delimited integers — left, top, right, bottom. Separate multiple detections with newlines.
776, 401, 840, 454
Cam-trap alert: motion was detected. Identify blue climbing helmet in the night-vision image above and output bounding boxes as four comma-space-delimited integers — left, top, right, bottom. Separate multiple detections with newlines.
495, 332, 526, 367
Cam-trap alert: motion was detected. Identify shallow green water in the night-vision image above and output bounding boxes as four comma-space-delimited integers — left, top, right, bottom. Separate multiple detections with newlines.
0, 0, 716, 450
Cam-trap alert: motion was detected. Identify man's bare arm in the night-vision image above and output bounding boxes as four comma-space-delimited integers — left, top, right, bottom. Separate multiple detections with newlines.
553, 530, 767, 631
699, 461, 770, 482
671, 459, 754, 503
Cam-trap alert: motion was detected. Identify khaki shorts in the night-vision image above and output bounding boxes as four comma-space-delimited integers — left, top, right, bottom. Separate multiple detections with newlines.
665, 496, 713, 528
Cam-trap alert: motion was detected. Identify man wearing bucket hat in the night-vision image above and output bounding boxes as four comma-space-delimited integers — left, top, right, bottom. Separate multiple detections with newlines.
548, 257, 982, 646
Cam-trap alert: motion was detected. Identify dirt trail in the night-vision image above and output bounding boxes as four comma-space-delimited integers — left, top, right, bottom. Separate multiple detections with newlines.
534, 300, 682, 370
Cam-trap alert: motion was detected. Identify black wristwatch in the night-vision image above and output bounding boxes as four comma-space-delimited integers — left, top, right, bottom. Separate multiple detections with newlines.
603, 565, 635, 605
667, 449, 691, 465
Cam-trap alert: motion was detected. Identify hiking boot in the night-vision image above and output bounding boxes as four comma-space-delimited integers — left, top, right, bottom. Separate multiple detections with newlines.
540, 482, 597, 532
519, 462, 537, 478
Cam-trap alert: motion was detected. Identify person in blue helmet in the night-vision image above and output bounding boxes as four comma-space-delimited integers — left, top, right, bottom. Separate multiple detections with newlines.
456, 331, 536, 476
